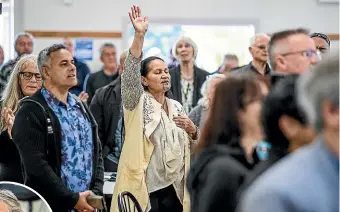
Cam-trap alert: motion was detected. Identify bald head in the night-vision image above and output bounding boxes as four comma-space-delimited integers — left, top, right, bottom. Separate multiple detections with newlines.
119, 50, 128, 74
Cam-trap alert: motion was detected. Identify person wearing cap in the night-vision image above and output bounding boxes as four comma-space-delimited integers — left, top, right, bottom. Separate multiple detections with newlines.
310, 32, 331, 55
169, 36, 209, 114
0, 32, 34, 96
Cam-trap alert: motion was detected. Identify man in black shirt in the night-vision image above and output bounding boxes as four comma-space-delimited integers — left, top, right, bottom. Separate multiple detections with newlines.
233, 33, 271, 75
86, 43, 118, 104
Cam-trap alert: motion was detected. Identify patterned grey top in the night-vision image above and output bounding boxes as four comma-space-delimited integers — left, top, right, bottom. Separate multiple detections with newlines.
121, 52, 144, 111
188, 104, 207, 129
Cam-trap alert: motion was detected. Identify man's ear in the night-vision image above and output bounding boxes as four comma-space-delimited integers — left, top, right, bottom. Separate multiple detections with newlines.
42, 67, 51, 80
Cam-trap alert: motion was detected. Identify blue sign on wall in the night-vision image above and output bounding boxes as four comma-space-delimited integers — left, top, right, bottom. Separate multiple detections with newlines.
75, 39, 93, 61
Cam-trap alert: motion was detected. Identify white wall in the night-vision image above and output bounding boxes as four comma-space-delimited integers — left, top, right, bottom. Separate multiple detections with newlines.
14, 0, 339, 69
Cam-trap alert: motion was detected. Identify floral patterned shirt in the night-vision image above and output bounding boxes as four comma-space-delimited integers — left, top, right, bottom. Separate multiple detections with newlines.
41, 88, 93, 193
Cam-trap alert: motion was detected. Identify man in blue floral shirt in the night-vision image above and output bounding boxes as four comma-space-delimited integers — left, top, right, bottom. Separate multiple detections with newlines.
13, 44, 104, 212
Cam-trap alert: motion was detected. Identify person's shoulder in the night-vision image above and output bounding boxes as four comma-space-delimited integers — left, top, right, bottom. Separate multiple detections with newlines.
189, 104, 203, 115
0, 59, 15, 71
246, 143, 318, 194
194, 66, 210, 76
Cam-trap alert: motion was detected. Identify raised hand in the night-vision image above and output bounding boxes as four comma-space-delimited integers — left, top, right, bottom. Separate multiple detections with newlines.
128, 5, 148, 34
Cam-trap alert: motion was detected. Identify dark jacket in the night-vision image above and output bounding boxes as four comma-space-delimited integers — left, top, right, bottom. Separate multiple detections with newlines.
187, 144, 257, 212
69, 57, 91, 96
0, 129, 23, 183
89, 77, 123, 162
232, 62, 271, 75
169, 65, 209, 109
12, 89, 104, 212
237, 147, 287, 200
86, 70, 119, 104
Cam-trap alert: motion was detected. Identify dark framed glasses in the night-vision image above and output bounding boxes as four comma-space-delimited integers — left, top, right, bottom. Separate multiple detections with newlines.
19, 72, 42, 81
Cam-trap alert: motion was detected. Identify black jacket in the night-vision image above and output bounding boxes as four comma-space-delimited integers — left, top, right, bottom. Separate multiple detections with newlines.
187, 144, 256, 212
169, 65, 209, 109
89, 77, 123, 160
0, 129, 23, 183
12, 89, 104, 212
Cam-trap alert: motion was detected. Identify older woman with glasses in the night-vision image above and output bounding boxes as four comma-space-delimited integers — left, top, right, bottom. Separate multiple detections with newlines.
0, 54, 42, 182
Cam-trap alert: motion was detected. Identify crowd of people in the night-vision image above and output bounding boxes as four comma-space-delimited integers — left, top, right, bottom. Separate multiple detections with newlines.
0, 4, 338, 212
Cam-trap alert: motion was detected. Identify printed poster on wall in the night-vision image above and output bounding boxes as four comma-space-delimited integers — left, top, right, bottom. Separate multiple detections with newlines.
74, 39, 93, 61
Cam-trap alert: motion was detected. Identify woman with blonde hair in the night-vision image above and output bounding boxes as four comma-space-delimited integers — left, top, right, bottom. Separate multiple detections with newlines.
0, 54, 42, 182
169, 36, 209, 114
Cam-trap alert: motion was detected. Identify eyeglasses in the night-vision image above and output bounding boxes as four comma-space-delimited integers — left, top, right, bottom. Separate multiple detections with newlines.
281, 49, 321, 60
19, 72, 42, 81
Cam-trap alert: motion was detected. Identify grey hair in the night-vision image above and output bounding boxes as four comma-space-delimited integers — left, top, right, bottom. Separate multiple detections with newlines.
172, 36, 198, 61
14, 32, 34, 46
297, 52, 339, 132
37, 44, 67, 79
0, 189, 24, 212
197, 74, 226, 108
99, 43, 116, 55
0, 54, 38, 132
249, 33, 270, 47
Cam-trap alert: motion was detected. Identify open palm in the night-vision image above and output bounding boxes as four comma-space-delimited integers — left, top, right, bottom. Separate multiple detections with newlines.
129, 5, 148, 34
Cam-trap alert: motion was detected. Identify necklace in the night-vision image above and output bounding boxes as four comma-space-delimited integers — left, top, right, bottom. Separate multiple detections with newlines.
181, 72, 193, 81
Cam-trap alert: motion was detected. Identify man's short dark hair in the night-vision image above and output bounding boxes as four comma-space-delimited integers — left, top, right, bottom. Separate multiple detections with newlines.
224, 54, 239, 61
310, 32, 331, 47
262, 74, 308, 149
268, 28, 310, 70
99, 43, 116, 55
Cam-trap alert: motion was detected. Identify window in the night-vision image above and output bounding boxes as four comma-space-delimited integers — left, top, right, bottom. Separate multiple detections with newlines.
128, 23, 255, 73
0, 0, 14, 63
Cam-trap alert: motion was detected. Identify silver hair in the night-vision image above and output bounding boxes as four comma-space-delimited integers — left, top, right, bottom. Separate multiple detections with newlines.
197, 74, 226, 107
37, 44, 67, 78
99, 43, 116, 55
14, 32, 34, 46
297, 53, 339, 132
249, 33, 270, 47
172, 36, 198, 61
0, 189, 24, 212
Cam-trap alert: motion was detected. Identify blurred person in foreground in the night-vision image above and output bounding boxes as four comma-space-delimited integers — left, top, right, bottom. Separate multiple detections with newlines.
237, 75, 316, 200
238, 53, 339, 212
268, 28, 319, 75
187, 72, 269, 212
0, 55, 42, 183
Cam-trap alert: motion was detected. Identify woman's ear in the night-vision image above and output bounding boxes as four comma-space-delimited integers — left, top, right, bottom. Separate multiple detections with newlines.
141, 76, 148, 87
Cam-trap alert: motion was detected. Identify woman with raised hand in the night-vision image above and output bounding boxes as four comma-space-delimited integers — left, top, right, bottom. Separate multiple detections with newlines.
110, 5, 197, 212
